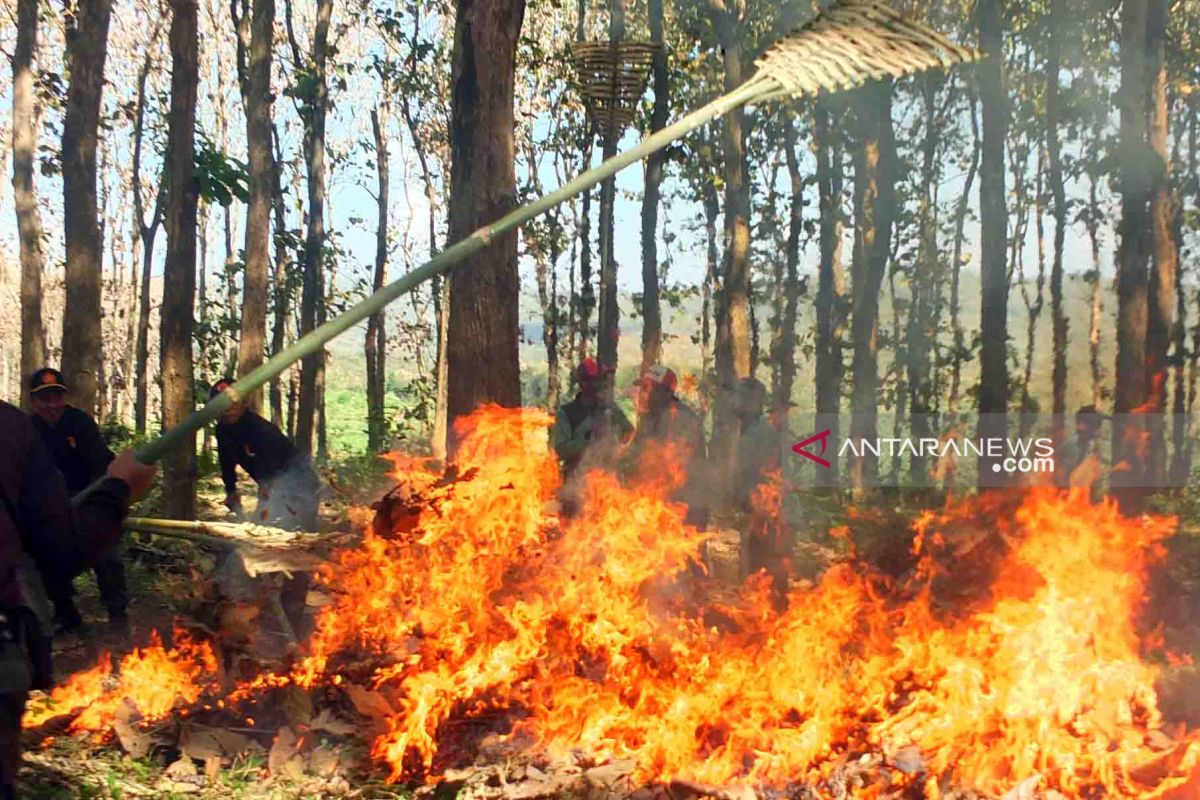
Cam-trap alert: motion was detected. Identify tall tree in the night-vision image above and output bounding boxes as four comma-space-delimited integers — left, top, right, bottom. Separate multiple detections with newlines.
813, 102, 845, 487
133, 45, 166, 433
289, 0, 335, 456
366, 102, 390, 453
233, 0, 276, 402
773, 115, 803, 417
847, 81, 896, 492
595, 0, 625, 373
445, 0, 527, 439
908, 75, 941, 483
269, 126, 289, 428
161, 0, 200, 520
61, 0, 115, 414
639, 0, 669, 370
976, 0, 1009, 481
1145, 0, 1176, 486
1112, 0, 1151, 500
1046, 0, 1069, 430
12, 0, 47, 408
709, 0, 753, 490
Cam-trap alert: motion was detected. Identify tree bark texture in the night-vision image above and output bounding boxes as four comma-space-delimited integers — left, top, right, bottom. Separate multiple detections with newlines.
1112, 0, 1151, 500
710, 2, 752, 492
13, 0, 47, 410
444, 0, 527, 442
639, 0, 668, 371
161, 0, 200, 520
367, 104, 389, 453
847, 81, 895, 493
814, 103, 845, 487
237, 0, 276, 404
61, 0, 114, 414
976, 0, 1009, 482
295, 0, 334, 456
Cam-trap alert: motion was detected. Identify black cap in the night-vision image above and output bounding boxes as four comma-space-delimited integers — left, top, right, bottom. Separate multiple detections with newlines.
209, 377, 235, 399
29, 368, 67, 395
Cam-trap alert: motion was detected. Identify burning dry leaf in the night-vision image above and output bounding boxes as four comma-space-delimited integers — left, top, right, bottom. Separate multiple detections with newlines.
283, 684, 314, 728
309, 707, 356, 737
112, 717, 158, 759
584, 760, 637, 791
268, 725, 306, 780
344, 683, 395, 719
158, 758, 205, 794
178, 723, 257, 763
308, 743, 341, 777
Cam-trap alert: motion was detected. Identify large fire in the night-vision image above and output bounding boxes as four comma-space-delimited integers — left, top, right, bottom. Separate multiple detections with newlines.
24, 406, 1200, 797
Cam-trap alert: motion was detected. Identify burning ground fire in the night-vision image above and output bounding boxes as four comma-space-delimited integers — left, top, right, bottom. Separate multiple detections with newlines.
21, 406, 1200, 798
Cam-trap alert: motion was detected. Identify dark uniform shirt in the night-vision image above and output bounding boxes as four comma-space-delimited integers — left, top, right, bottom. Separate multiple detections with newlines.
553, 394, 634, 476
215, 411, 308, 496
30, 407, 114, 495
0, 403, 130, 607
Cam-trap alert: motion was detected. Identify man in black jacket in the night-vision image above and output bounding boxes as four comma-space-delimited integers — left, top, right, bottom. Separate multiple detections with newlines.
210, 379, 320, 636
0, 401, 155, 799
28, 368, 128, 633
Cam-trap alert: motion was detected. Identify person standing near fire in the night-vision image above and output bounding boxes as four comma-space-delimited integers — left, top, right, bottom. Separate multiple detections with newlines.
733, 376, 791, 601
630, 365, 710, 530
553, 358, 634, 479
209, 379, 321, 638
27, 368, 129, 634
0, 400, 156, 800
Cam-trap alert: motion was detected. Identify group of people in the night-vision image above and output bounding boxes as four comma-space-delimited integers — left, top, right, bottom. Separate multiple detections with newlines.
551, 359, 790, 591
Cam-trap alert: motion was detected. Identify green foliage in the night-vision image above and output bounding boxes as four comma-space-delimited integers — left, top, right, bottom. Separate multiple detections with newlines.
194, 135, 249, 206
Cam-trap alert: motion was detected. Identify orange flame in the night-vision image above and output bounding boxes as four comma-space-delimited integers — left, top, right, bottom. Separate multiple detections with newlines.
292, 407, 1200, 795
24, 628, 217, 732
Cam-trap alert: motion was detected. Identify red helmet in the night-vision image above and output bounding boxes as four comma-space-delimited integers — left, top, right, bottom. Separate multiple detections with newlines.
635, 364, 678, 392
576, 357, 612, 384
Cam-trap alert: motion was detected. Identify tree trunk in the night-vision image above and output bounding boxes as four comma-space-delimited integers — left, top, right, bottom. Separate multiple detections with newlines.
1172, 100, 1196, 485
13, 0, 47, 410
710, 2, 752, 493
269, 126, 288, 429
908, 75, 940, 483
595, 0, 626, 375
814, 103, 845, 487
639, 0, 668, 370
1086, 160, 1103, 409
575, 0, 594, 360
161, 0, 199, 520
1046, 0, 1068, 430
775, 118, 802, 417
132, 47, 164, 434
1113, 0, 1152, 504
237, 0, 275, 406
445, 0, 526, 443
949, 91, 980, 415
1145, 0, 1175, 487
61, 0, 114, 415
366, 103, 389, 453
848, 81, 895, 493
976, 0, 1009, 482
294, 0, 334, 456
701, 181, 719, 384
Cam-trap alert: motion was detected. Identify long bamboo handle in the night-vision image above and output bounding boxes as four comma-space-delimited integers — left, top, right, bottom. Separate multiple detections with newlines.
72, 79, 766, 507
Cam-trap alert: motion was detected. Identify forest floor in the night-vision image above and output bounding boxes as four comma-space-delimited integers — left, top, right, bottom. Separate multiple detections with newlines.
15, 473, 1200, 799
